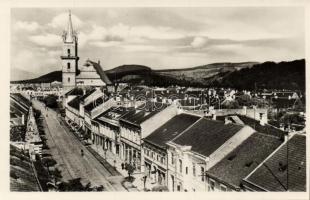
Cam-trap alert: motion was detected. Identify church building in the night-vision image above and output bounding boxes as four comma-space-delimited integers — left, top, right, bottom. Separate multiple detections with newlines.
61, 11, 112, 93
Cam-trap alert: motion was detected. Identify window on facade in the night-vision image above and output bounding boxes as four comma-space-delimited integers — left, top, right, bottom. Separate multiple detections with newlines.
67, 62, 70, 70
220, 184, 227, 192
185, 167, 188, 175
209, 179, 215, 191
193, 163, 196, 176
67, 48, 71, 56
179, 159, 182, 173
68, 77, 70, 83
201, 167, 205, 181
171, 153, 175, 165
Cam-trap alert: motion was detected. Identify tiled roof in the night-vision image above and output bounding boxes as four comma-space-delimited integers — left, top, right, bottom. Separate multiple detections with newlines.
84, 95, 108, 112
243, 134, 306, 191
144, 113, 201, 149
88, 60, 112, 85
120, 101, 169, 126
172, 118, 243, 156
10, 99, 29, 116
10, 93, 31, 108
94, 106, 132, 125
237, 115, 286, 138
207, 132, 282, 190
64, 87, 84, 96
80, 88, 96, 101
67, 96, 81, 111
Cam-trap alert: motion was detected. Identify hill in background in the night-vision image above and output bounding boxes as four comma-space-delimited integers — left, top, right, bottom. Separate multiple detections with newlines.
11, 59, 305, 91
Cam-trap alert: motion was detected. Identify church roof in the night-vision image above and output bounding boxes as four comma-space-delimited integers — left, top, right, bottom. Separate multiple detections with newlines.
85, 60, 112, 85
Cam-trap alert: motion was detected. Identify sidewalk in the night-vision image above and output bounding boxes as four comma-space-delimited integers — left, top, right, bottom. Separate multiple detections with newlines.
90, 144, 163, 191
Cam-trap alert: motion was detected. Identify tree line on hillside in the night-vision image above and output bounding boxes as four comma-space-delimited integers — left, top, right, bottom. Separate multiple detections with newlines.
210, 59, 305, 91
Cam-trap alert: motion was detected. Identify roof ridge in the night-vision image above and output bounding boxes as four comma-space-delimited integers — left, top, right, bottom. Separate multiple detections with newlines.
170, 115, 204, 143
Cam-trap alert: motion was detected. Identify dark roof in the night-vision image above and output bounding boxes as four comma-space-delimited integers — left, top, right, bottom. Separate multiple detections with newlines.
84, 96, 107, 113
65, 87, 84, 96
237, 115, 286, 138
80, 88, 96, 101
10, 98, 29, 116
88, 60, 112, 85
172, 118, 243, 156
243, 134, 306, 191
94, 106, 132, 125
67, 96, 81, 111
144, 114, 201, 149
207, 132, 283, 190
10, 93, 31, 108
10, 145, 41, 191
120, 101, 169, 126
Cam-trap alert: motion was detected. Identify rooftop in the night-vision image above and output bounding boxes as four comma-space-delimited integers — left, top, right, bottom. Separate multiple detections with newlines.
80, 87, 97, 101
172, 118, 243, 156
120, 101, 170, 126
64, 87, 84, 96
237, 115, 287, 138
67, 96, 81, 111
94, 106, 132, 125
207, 132, 283, 190
84, 95, 108, 113
243, 134, 306, 191
144, 113, 201, 149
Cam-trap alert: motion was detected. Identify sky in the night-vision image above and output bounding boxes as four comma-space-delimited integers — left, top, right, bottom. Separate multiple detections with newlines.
11, 7, 305, 78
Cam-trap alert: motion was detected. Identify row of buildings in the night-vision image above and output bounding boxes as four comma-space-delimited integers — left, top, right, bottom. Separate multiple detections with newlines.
63, 85, 306, 192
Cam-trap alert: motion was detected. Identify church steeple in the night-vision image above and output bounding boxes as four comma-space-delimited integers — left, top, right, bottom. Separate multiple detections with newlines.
66, 10, 74, 42
61, 10, 79, 93
62, 10, 76, 43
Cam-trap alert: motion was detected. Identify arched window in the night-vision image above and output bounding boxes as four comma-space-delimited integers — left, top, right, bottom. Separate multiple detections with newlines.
68, 77, 70, 83
67, 48, 71, 56
67, 62, 70, 70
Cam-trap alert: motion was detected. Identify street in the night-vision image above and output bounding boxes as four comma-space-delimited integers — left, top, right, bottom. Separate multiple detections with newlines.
32, 100, 127, 191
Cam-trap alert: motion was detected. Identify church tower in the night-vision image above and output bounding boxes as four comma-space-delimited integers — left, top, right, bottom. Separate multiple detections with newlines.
61, 10, 79, 92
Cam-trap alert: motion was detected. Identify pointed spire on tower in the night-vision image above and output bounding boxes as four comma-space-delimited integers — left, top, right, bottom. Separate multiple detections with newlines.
65, 10, 75, 43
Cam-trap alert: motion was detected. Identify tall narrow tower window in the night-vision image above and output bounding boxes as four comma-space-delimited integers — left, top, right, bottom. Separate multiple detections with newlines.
67, 62, 70, 70
67, 49, 71, 56
68, 77, 70, 83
